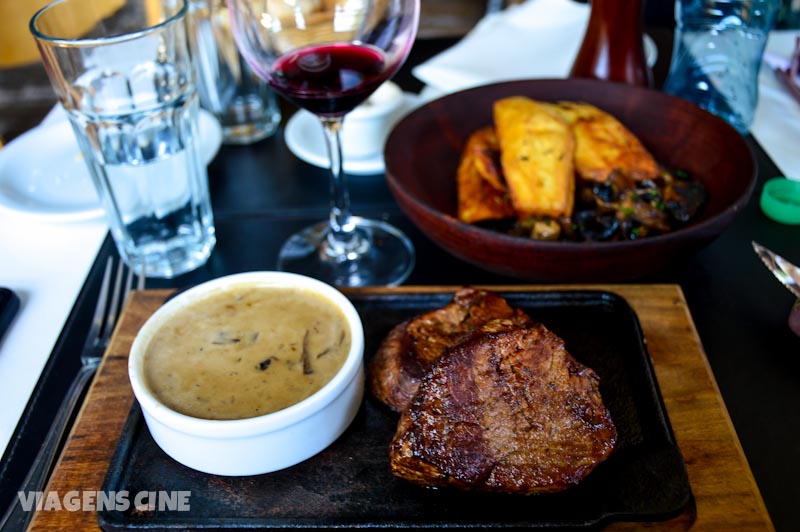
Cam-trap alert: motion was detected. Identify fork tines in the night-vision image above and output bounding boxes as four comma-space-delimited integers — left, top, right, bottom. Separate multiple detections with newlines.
84, 258, 146, 353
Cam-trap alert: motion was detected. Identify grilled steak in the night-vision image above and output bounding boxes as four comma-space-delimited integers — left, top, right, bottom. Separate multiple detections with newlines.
369, 288, 533, 412
389, 323, 617, 494
367, 320, 421, 413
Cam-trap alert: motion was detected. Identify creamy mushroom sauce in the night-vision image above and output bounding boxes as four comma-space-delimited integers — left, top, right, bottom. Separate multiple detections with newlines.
143, 284, 351, 420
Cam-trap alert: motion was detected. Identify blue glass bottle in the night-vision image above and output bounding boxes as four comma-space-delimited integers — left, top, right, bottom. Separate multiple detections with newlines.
663, 0, 780, 134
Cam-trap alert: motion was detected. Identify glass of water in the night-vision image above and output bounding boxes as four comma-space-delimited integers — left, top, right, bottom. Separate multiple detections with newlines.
31, 0, 216, 278
663, 0, 780, 134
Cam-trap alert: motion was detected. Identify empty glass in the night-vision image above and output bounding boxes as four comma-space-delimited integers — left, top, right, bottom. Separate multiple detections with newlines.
187, 0, 282, 144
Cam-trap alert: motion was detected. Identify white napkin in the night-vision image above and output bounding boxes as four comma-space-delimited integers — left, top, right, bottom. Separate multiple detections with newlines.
752, 30, 800, 180
413, 0, 591, 94
0, 108, 107, 455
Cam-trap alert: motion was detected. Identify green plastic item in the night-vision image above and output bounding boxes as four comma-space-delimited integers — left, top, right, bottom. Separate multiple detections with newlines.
760, 178, 800, 225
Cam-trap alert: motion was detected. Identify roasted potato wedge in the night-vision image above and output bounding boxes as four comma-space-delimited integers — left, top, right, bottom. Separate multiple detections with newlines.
493, 97, 575, 218
457, 127, 515, 224
465, 126, 505, 192
544, 101, 658, 183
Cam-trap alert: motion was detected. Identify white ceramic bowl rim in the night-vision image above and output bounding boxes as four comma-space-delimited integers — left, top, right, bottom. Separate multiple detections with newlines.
128, 271, 365, 439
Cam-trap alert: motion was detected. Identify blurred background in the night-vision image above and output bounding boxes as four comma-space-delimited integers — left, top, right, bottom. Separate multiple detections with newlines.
0, 0, 792, 143
0, 0, 133, 142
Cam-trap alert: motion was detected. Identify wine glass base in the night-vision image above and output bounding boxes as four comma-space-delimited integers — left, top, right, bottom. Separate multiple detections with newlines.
277, 217, 415, 287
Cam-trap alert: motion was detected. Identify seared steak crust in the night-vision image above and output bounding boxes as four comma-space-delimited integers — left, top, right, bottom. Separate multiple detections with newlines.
367, 320, 423, 413
405, 287, 530, 365
389, 323, 617, 494
368, 288, 533, 412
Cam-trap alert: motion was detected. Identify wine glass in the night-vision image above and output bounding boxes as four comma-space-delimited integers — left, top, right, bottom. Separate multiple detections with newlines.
228, 0, 419, 286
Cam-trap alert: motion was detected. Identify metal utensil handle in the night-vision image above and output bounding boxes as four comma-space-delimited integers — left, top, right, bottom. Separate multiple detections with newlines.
0, 361, 100, 531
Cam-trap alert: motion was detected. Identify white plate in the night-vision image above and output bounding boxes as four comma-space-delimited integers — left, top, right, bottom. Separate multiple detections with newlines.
0, 110, 223, 223
284, 93, 419, 176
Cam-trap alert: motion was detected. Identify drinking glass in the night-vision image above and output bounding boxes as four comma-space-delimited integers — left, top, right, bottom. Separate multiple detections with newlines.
187, 0, 282, 144
663, 0, 779, 133
228, 0, 419, 287
31, 0, 216, 278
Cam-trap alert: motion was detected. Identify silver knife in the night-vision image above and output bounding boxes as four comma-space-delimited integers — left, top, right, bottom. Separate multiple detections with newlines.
752, 241, 800, 299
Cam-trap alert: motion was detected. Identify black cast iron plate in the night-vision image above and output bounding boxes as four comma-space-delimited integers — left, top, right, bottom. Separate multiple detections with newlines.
100, 290, 692, 530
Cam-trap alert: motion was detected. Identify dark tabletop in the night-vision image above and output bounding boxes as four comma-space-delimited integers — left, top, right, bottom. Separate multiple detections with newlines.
1, 33, 799, 532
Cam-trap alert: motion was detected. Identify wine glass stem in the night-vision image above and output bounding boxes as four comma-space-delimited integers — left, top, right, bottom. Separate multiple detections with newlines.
320, 116, 362, 259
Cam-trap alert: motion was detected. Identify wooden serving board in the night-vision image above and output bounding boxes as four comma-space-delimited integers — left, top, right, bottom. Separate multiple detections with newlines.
28, 285, 774, 531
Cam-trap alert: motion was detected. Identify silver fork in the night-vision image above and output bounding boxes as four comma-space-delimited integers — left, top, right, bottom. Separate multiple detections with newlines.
0, 257, 145, 532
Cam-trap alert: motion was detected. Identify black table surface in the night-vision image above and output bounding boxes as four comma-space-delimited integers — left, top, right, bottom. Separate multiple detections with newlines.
1, 35, 800, 532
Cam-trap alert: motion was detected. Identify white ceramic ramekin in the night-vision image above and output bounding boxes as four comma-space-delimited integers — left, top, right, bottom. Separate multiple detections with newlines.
128, 271, 365, 476
341, 81, 405, 159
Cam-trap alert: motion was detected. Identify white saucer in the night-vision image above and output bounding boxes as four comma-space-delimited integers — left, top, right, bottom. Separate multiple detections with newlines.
0, 110, 223, 223
284, 93, 419, 176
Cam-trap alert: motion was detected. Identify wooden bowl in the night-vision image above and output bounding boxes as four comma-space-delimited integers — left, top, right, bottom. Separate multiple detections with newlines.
384, 79, 756, 281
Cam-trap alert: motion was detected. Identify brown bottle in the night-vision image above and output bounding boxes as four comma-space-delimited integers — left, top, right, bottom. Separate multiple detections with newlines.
569, 0, 652, 88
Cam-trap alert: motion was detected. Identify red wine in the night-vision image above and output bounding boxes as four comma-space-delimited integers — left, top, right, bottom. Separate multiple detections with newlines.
270, 43, 390, 116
